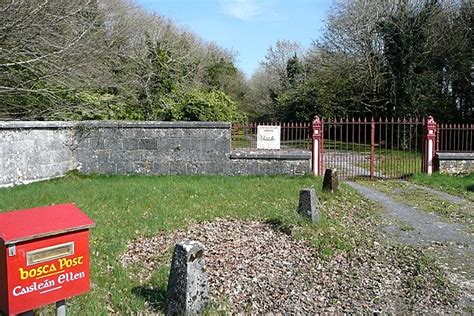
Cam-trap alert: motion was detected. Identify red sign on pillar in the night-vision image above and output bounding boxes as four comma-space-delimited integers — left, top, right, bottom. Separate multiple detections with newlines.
0, 204, 95, 315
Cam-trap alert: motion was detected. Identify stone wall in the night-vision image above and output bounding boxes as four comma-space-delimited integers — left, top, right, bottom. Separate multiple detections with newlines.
436, 152, 474, 175
73, 121, 231, 175
229, 151, 310, 176
0, 122, 76, 186
0, 121, 311, 186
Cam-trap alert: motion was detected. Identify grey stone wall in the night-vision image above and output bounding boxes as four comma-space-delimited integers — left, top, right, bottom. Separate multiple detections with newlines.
437, 152, 474, 175
73, 121, 231, 175
229, 151, 310, 175
0, 122, 76, 186
1, 121, 311, 186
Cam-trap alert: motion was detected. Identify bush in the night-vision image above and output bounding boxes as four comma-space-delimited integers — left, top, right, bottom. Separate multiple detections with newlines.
169, 89, 245, 122
57, 91, 144, 120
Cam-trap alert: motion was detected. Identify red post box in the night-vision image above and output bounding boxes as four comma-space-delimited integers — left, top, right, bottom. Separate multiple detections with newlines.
0, 204, 95, 315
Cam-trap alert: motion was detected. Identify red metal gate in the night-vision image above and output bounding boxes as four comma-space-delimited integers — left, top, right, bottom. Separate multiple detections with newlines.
321, 118, 424, 179
231, 116, 470, 179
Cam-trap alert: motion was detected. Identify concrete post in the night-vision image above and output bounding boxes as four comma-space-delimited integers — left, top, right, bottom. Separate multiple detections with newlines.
166, 240, 208, 315
322, 168, 339, 192
298, 188, 319, 224
311, 116, 323, 176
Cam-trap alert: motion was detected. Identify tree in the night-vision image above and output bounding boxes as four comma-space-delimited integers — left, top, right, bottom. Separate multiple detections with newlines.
245, 40, 302, 120
0, 0, 248, 121
0, 0, 109, 119
246, 0, 472, 122
286, 53, 304, 87
168, 89, 245, 122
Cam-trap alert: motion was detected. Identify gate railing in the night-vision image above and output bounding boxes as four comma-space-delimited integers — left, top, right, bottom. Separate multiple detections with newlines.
317, 117, 424, 179
231, 116, 470, 179
231, 122, 311, 150
437, 123, 474, 152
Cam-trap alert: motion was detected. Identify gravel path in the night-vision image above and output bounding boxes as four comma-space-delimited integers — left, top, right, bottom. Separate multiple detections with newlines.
347, 181, 474, 309
347, 182, 472, 246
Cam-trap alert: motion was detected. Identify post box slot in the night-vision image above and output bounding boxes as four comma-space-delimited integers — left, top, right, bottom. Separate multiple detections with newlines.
26, 242, 75, 266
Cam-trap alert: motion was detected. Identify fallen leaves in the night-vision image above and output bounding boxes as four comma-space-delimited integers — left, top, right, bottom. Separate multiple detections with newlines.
119, 219, 459, 313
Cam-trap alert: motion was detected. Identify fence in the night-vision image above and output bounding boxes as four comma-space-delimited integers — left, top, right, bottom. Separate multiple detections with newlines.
231, 122, 311, 150
231, 117, 472, 179
437, 123, 474, 152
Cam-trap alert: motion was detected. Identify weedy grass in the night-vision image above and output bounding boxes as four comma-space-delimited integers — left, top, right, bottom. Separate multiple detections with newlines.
410, 173, 474, 202
0, 174, 376, 314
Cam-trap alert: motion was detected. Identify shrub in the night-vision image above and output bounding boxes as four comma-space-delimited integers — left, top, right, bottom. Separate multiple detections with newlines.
169, 89, 245, 122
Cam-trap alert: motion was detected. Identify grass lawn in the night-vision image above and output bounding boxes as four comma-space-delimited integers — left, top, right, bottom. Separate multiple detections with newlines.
410, 173, 474, 202
0, 174, 458, 313
0, 174, 372, 313
357, 152, 421, 178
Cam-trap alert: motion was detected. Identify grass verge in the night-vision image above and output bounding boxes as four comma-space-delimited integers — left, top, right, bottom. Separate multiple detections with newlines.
0, 174, 460, 313
410, 173, 474, 202
0, 174, 367, 313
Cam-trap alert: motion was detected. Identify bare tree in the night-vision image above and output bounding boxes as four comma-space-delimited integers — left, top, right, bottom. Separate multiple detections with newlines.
0, 0, 247, 120
0, 0, 117, 119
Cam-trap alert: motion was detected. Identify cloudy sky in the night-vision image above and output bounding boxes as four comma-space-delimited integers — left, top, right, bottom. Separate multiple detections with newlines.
134, 0, 333, 77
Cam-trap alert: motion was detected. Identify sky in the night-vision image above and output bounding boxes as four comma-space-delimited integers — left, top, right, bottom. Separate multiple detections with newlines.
134, 0, 333, 78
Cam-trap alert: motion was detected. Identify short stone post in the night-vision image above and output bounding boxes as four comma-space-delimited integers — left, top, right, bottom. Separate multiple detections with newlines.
322, 168, 339, 192
166, 241, 208, 315
298, 188, 319, 224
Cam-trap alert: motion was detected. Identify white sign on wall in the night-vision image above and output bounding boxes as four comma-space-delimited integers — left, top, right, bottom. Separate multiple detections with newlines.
257, 125, 281, 149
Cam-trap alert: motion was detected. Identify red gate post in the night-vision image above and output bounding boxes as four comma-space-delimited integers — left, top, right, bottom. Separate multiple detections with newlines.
311, 116, 323, 176
423, 116, 437, 175
370, 117, 375, 179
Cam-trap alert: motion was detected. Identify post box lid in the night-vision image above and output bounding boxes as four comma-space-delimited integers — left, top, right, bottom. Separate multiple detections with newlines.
0, 203, 95, 245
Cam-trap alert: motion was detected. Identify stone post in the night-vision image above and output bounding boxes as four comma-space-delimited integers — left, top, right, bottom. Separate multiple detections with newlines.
322, 168, 339, 192
166, 241, 208, 315
298, 188, 319, 224
311, 116, 324, 176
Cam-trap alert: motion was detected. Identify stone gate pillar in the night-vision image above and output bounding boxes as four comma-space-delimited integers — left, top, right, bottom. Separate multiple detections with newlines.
423, 116, 437, 175
311, 116, 324, 176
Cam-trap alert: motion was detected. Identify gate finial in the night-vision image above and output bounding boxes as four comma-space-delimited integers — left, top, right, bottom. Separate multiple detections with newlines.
312, 115, 320, 125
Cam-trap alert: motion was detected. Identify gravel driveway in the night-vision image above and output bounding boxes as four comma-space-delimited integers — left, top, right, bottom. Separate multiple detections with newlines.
347, 181, 474, 310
